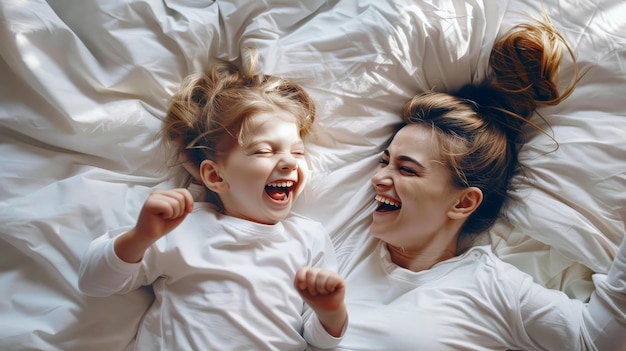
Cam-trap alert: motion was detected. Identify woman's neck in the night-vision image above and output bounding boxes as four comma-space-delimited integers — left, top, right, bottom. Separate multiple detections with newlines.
385, 241, 457, 272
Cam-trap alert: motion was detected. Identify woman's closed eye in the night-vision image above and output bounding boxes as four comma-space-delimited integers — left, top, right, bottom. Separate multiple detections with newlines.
379, 158, 418, 175
399, 166, 417, 175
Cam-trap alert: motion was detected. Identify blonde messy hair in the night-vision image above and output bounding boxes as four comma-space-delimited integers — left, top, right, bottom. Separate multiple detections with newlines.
161, 49, 316, 208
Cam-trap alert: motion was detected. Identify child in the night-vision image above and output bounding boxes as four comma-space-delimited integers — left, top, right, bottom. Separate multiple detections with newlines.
78, 49, 348, 351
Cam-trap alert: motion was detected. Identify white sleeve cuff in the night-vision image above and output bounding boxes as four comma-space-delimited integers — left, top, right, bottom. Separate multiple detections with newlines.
304, 314, 348, 350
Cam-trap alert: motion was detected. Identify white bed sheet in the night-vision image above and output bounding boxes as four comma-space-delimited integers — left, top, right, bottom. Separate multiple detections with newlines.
1, 0, 625, 350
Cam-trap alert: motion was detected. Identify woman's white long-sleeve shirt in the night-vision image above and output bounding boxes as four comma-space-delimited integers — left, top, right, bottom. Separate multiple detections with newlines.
79, 203, 342, 351
321, 233, 626, 351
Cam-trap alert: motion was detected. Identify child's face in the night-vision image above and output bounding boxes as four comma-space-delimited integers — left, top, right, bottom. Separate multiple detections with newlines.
212, 111, 307, 224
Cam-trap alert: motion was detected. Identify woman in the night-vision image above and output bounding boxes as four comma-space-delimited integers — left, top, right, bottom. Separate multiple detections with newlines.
322, 13, 625, 351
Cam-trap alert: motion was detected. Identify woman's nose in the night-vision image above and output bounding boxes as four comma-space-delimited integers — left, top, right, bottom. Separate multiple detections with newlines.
371, 167, 392, 188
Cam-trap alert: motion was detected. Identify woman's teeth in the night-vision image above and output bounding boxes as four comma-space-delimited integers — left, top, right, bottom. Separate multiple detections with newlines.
375, 195, 401, 211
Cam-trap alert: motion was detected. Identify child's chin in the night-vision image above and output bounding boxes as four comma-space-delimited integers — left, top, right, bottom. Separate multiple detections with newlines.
265, 209, 292, 223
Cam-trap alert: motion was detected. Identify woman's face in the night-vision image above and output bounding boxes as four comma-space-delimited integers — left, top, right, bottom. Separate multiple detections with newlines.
370, 124, 463, 249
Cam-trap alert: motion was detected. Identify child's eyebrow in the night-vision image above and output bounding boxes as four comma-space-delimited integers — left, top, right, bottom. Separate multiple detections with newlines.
245, 139, 305, 148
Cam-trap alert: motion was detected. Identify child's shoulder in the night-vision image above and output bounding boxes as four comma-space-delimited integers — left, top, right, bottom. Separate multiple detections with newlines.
283, 212, 324, 228
190, 202, 220, 214
282, 212, 331, 248
174, 202, 220, 228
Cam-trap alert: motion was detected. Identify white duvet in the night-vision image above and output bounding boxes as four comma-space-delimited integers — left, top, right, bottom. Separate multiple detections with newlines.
1, 0, 625, 350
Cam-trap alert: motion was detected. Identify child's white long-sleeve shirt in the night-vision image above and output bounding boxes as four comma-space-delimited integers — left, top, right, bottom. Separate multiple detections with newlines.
79, 203, 342, 351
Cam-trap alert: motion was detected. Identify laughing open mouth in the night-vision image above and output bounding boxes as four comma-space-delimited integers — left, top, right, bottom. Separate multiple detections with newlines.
265, 180, 295, 201
375, 194, 401, 211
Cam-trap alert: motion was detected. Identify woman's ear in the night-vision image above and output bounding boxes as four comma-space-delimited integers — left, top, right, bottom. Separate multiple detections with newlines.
448, 187, 483, 219
200, 160, 229, 193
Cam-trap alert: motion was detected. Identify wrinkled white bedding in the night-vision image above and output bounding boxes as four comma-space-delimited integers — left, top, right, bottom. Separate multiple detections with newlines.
1, 0, 624, 350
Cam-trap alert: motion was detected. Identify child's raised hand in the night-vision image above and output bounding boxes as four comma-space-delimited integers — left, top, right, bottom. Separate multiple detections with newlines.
294, 267, 346, 309
114, 188, 194, 263
294, 267, 348, 336
134, 188, 194, 240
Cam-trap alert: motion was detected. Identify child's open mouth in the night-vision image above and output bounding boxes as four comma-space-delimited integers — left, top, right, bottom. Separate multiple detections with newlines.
265, 180, 295, 202
375, 194, 401, 211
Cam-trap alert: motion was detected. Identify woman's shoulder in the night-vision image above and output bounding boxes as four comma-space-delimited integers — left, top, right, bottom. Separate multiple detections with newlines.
466, 245, 535, 287
466, 245, 517, 268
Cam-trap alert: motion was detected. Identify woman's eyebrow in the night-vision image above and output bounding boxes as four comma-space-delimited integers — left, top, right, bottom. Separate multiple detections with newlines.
384, 150, 426, 170
397, 155, 426, 170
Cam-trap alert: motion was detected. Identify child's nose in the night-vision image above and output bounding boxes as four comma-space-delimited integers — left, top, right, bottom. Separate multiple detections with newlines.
279, 154, 298, 171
